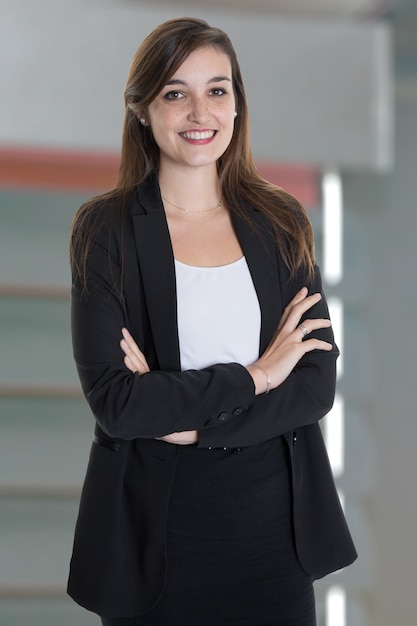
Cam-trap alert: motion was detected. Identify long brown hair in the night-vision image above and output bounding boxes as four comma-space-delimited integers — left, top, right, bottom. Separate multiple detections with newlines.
71, 17, 315, 287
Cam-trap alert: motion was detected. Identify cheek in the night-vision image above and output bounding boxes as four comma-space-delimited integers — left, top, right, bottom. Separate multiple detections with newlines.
221, 112, 236, 138
153, 110, 184, 136
218, 103, 236, 125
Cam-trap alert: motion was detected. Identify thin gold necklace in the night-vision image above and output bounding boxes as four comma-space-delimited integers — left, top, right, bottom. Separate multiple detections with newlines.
162, 195, 222, 214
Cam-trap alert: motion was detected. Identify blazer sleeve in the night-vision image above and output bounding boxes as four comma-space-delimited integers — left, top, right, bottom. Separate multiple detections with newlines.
198, 263, 339, 449
71, 226, 255, 440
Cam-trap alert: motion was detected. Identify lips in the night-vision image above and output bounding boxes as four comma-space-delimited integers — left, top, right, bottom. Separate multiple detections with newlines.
179, 130, 216, 140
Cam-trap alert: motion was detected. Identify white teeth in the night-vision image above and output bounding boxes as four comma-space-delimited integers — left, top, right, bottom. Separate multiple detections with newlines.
180, 130, 215, 140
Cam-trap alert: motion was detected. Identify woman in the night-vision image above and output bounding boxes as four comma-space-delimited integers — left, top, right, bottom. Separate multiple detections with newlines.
68, 17, 357, 626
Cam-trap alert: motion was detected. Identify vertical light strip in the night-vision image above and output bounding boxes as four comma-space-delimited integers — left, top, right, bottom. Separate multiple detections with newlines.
324, 394, 345, 478
326, 586, 346, 626
322, 170, 343, 286
327, 296, 343, 379
322, 170, 346, 626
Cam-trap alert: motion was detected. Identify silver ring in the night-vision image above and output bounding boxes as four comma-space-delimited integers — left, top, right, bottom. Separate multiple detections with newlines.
298, 324, 309, 337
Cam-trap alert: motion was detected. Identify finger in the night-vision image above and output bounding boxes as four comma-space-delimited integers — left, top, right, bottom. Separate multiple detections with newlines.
121, 327, 144, 359
124, 354, 149, 374
296, 318, 331, 339
120, 337, 139, 358
124, 355, 138, 373
125, 349, 150, 371
282, 292, 321, 325
291, 286, 309, 303
302, 338, 333, 352
278, 287, 308, 329
285, 286, 309, 308
297, 323, 309, 338
283, 293, 323, 330
121, 329, 150, 369
121, 340, 150, 373
156, 431, 198, 445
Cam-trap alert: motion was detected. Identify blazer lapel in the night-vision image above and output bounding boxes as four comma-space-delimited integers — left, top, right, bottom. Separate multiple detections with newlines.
131, 178, 283, 370
232, 212, 283, 355
131, 178, 181, 371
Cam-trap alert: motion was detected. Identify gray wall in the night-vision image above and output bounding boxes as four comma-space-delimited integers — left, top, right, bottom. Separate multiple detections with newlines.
342, 84, 417, 626
0, 0, 392, 169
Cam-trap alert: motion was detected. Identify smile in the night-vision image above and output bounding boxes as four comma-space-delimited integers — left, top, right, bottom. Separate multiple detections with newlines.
179, 130, 216, 140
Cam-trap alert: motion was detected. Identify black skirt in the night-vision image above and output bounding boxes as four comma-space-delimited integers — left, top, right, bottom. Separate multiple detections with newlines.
103, 436, 316, 626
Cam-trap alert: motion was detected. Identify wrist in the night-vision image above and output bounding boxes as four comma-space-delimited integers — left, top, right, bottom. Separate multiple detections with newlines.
256, 365, 271, 394
246, 363, 271, 395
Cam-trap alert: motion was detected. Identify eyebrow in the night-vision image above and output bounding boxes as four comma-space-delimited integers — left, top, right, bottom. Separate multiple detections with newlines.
165, 75, 232, 86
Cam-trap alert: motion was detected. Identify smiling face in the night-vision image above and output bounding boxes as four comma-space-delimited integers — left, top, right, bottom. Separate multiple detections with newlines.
145, 46, 236, 174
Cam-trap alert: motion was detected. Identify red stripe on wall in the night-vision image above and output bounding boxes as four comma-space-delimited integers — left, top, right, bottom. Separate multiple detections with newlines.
256, 161, 319, 208
0, 146, 119, 192
0, 146, 319, 207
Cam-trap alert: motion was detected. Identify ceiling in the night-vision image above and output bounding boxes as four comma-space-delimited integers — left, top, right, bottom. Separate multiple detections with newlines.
150, 0, 402, 18
140, 0, 416, 100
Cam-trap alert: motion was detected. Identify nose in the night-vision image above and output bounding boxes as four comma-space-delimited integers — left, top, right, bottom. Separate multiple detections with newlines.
187, 96, 209, 124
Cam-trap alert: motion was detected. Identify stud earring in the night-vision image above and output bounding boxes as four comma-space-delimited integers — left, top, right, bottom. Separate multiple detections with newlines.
140, 117, 146, 125
234, 111, 238, 118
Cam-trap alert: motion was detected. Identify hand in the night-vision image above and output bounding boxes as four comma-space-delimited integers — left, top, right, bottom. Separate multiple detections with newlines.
120, 327, 150, 375
247, 287, 333, 395
156, 431, 199, 445
120, 329, 198, 445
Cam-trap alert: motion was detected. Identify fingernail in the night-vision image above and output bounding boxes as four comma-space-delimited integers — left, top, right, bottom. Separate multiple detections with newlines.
300, 287, 308, 295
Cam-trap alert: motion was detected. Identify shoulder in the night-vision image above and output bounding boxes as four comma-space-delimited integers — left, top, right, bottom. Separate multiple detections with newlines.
71, 174, 161, 250
70, 189, 136, 284
72, 186, 142, 248
72, 192, 121, 234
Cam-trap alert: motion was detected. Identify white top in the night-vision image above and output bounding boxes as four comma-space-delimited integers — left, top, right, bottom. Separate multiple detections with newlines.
174, 257, 261, 371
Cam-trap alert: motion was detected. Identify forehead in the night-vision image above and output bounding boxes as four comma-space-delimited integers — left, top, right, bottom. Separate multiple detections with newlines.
169, 46, 232, 80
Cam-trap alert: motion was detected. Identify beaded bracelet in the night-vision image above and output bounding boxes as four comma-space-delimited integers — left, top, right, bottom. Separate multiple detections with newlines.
257, 365, 271, 394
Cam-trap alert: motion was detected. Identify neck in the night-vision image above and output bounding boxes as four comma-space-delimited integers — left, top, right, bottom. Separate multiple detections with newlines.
158, 164, 222, 213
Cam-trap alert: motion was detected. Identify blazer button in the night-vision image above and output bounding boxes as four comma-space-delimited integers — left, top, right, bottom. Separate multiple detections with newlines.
218, 412, 229, 422
232, 407, 244, 416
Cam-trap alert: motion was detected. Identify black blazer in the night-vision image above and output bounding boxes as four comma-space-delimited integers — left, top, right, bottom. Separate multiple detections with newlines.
67, 176, 357, 617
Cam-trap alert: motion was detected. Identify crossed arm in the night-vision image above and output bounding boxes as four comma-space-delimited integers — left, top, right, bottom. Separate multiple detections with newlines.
120, 287, 333, 445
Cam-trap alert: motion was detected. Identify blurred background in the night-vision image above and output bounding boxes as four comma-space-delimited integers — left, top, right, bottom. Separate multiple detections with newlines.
0, 0, 416, 624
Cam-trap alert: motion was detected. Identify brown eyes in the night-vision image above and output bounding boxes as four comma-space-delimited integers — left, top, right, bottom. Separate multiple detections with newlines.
164, 91, 184, 100
209, 88, 226, 97
163, 88, 227, 100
